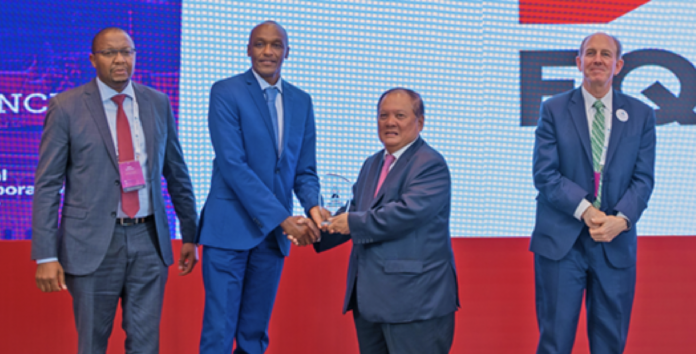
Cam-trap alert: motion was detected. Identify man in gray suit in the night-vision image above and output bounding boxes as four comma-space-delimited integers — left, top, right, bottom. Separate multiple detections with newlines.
31, 27, 198, 354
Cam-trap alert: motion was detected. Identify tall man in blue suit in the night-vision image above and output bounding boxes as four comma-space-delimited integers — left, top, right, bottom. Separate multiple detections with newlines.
531, 32, 656, 354
32, 27, 198, 354
313, 88, 459, 354
197, 21, 325, 353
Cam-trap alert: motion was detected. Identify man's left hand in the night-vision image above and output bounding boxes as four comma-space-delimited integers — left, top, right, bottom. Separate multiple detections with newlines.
589, 215, 628, 243
309, 206, 331, 231
178, 242, 199, 276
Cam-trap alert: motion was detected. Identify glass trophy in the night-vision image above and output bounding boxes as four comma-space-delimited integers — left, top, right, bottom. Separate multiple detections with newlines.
319, 173, 353, 227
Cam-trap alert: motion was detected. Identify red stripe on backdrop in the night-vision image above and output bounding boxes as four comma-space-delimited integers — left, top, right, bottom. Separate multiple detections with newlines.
519, 0, 651, 24
1, 237, 695, 353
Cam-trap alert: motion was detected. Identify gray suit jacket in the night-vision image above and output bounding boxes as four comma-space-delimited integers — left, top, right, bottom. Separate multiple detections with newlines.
31, 79, 197, 275
315, 137, 459, 323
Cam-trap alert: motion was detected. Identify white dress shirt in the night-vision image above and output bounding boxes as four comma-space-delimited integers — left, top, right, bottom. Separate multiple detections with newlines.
573, 86, 628, 224
96, 77, 152, 218
252, 69, 284, 150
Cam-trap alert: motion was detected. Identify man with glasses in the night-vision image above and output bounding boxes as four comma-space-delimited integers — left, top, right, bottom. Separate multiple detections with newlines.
31, 27, 198, 354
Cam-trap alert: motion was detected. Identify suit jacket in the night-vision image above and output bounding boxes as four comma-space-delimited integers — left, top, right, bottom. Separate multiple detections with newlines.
531, 88, 656, 268
316, 137, 459, 323
31, 79, 198, 275
196, 70, 319, 257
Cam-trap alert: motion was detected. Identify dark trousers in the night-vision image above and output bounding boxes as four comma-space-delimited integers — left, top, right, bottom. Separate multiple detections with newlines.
65, 220, 167, 354
535, 230, 636, 354
351, 294, 455, 354
199, 235, 285, 354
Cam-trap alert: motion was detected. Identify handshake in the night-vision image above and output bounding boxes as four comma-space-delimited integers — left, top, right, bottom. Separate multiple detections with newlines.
282, 206, 351, 246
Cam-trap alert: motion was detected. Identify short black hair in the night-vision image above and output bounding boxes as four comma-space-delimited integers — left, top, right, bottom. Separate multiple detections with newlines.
91, 27, 132, 53
578, 32, 623, 59
377, 88, 425, 118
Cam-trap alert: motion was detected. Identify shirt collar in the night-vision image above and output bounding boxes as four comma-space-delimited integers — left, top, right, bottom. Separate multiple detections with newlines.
96, 77, 135, 102
385, 135, 419, 160
581, 85, 612, 112
251, 69, 283, 93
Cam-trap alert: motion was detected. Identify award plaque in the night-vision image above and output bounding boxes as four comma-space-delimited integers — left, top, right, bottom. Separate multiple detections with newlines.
319, 173, 353, 226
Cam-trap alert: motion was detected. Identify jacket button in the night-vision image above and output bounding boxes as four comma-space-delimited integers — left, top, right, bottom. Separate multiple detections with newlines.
275, 168, 280, 174
111, 212, 117, 218
115, 180, 120, 186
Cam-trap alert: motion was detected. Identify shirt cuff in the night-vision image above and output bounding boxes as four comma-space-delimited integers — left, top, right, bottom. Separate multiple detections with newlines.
36, 258, 58, 264
574, 199, 592, 221
616, 212, 632, 231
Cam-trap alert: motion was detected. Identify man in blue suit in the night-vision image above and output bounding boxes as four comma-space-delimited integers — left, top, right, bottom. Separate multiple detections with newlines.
197, 21, 325, 353
531, 33, 656, 354
314, 88, 459, 354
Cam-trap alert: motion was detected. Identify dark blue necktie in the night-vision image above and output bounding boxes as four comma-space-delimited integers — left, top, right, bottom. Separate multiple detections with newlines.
265, 87, 281, 154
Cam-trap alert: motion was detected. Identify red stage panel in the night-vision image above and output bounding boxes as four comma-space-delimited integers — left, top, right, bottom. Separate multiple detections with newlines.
519, 0, 651, 24
1, 237, 695, 353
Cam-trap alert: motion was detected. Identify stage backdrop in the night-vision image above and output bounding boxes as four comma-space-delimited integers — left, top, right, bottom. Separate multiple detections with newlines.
1, 0, 695, 240
2, 1, 696, 353
178, 0, 696, 237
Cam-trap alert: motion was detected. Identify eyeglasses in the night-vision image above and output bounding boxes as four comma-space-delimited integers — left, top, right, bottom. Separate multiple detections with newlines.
93, 48, 136, 58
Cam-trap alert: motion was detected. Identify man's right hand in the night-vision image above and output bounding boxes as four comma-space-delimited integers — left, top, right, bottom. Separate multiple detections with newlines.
281, 216, 320, 246
581, 206, 606, 229
35, 261, 67, 292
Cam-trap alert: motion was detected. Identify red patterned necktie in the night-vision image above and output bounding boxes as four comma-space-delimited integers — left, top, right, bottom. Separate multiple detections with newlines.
374, 154, 395, 197
111, 94, 140, 218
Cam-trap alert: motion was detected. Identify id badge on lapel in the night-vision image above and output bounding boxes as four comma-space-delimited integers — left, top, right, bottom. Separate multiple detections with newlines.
119, 160, 146, 192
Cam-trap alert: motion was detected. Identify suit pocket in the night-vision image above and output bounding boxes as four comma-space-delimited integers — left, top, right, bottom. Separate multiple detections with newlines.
62, 205, 87, 219
383, 260, 423, 274
214, 188, 238, 200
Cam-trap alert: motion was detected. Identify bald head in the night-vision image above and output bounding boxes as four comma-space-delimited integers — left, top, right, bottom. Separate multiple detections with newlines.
579, 32, 622, 59
248, 21, 288, 47
247, 21, 290, 85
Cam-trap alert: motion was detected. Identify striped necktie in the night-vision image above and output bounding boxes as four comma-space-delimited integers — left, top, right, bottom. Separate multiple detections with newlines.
591, 100, 605, 208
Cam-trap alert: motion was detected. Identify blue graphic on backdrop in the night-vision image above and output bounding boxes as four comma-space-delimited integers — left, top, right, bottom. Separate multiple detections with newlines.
0, 0, 182, 240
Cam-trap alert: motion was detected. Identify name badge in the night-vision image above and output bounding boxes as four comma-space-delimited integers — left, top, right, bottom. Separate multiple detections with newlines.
119, 160, 146, 192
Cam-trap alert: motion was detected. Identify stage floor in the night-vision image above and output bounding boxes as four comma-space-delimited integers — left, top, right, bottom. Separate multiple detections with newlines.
2, 237, 695, 353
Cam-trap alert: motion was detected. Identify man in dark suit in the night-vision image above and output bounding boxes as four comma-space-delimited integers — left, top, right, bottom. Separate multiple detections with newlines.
196, 21, 325, 354
531, 32, 656, 353
31, 27, 198, 354
314, 88, 459, 354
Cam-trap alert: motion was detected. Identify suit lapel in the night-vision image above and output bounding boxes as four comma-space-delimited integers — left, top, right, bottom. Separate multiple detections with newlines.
604, 91, 627, 169
370, 138, 424, 208
569, 88, 593, 166
133, 82, 156, 175
245, 70, 279, 158
83, 79, 119, 170
360, 152, 383, 210
280, 81, 293, 159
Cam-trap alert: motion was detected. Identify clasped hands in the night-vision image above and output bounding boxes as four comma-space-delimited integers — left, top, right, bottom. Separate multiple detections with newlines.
581, 206, 629, 243
284, 206, 351, 246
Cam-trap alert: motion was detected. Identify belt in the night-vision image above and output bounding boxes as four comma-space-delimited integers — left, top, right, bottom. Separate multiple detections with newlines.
116, 215, 154, 226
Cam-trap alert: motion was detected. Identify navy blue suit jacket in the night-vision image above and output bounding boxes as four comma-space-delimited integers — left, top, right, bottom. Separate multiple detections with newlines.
197, 70, 320, 256
531, 88, 656, 268
316, 137, 459, 323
